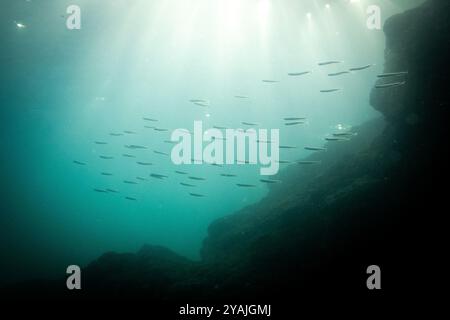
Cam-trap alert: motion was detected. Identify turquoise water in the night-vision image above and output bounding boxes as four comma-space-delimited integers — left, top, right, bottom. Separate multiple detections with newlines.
0, 0, 424, 284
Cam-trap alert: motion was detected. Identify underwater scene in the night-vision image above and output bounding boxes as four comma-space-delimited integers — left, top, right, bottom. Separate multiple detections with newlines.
1, 0, 448, 314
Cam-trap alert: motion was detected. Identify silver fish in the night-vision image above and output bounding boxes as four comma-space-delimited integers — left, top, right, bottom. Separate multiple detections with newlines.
318, 61, 341, 66
276, 160, 292, 164
320, 89, 341, 93
377, 72, 408, 78
260, 179, 280, 184
73, 160, 86, 165
328, 71, 350, 76
180, 182, 196, 187
125, 145, 147, 149
375, 81, 406, 89
236, 183, 257, 187
136, 161, 152, 166
189, 193, 205, 197
284, 117, 306, 121
304, 147, 327, 151
297, 161, 321, 165
220, 174, 237, 177
349, 64, 373, 71
287, 71, 311, 76
188, 176, 206, 181
150, 173, 168, 179
122, 154, 136, 158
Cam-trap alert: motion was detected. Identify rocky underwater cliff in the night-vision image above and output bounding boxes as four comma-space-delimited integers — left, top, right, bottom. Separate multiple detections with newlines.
4, 0, 449, 306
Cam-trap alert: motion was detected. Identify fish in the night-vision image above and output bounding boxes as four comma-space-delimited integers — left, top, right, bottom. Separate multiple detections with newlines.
332, 132, 355, 137
236, 183, 257, 188
123, 180, 138, 184
260, 179, 280, 184
213, 125, 228, 130
93, 188, 107, 193
328, 71, 350, 76
242, 122, 258, 126
109, 133, 124, 136
101, 172, 113, 176
188, 176, 206, 181
150, 173, 168, 179
194, 102, 210, 107
122, 154, 136, 158
279, 145, 297, 149
375, 81, 406, 89
143, 117, 158, 122
123, 130, 136, 134
234, 95, 249, 99
284, 117, 306, 121
298, 160, 322, 165
175, 171, 188, 175
212, 137, 227, 141
136, 177, 148, 181
154, 150, 169, 156
99, 156, 114, 160
163, 140, 177, 144
220, 174, 237, 177
325, 137, 349, 141
257, 139, 272, 144
73, 160, 86, 165
349, 64, 373, 71
377, 72, 408, 78
106, 189, 119, 193
284, 122, 304, 126
320, 89, 341, 93
189, 193, 205, 197
189, 99, 209, 103
136, 161, 152, 166
318, 61, 341, 66
287, 71, 311, 76
125, 196, 137, 201
276, 160, 292, 164
144, 125, 155, 129
262, 80, 279, 83
180, 182, 196, 187
94, 141, 108, 145
154, 128, 169, 132
125, 145, 147, 149
304, 147, 327, 151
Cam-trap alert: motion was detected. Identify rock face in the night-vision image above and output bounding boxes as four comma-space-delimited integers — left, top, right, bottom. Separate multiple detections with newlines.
4, 0, 448, 303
